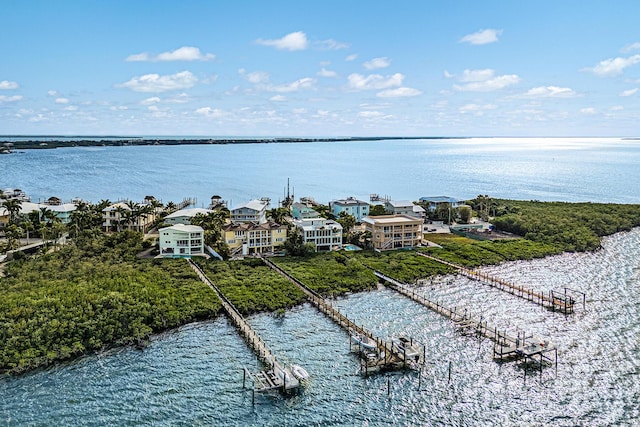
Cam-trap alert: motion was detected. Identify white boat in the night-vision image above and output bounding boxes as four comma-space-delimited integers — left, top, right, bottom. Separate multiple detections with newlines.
392, 336, 422, 361
350, 330, 377, 350
291, 364, 310, 381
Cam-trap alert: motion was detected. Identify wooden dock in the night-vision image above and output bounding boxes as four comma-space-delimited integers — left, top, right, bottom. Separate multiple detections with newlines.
374, 270, 558, 369
416, 252, 584, 314
187, 259, 301, 393
260, 256, 425, 372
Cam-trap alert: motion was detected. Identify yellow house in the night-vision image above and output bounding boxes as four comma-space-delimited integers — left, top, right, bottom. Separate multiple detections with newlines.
0, 206, 9, 229
223, 221, 287, 255
362, 214, 423, 250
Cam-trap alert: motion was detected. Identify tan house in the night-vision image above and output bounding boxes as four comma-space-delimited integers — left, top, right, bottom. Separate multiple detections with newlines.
102, 201, 156, 233
223, 221, 287, 255
362, 214, 423, 250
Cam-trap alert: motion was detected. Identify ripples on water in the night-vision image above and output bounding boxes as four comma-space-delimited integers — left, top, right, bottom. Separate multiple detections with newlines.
1, 230, 639, 425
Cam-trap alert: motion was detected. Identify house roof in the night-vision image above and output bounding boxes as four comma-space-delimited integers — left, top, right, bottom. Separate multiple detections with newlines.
386, 200, 415, 208
159, 224, 204, 233
165, 207, 214, 219
331, 197, 369, 206
419, 196, 460, 203
223, 221, 285, 232
362, 214, 423, 225
231, 199, 268, 212
20, 201, 77, 214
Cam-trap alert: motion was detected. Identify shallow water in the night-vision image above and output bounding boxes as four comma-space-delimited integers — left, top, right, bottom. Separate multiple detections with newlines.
1, 229, 638, 426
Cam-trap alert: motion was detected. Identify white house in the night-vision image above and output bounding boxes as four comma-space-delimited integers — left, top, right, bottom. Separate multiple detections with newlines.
158, 224, 204, 257
384, 200, 425, 220
329, 197, 370, 222
230, 199, 269, 224
19, 201, 77, 224
164, 207, 215, 225
293, 217, 343, 252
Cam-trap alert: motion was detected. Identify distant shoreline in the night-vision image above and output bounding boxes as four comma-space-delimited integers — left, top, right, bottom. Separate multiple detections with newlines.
0, 136, 464, 150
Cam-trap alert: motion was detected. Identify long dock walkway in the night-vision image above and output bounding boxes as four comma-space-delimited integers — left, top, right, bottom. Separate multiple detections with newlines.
374, 270, 558, 367
260, 256, 423, 371
187, 259, 300, 393
416, 252, 583, 314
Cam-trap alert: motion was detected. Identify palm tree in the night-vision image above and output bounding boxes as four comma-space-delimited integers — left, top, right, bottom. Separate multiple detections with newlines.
1, 198, 22, 224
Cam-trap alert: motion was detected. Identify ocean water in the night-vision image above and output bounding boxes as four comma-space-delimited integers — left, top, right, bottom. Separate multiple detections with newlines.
1, 137, 640, 425
2, 137, 639, 205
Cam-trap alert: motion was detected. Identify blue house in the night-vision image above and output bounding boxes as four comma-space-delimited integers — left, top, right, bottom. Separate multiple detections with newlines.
329, 197, 370, 222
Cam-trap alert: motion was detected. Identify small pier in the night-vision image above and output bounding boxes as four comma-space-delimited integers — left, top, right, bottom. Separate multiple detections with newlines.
260, 256, 425, 372
187, 259, 302, 394
374, 270, 558, 370
416, 252, 584, 314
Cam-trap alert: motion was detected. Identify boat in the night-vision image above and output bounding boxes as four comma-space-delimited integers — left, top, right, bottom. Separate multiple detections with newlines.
350, 330, 377, 350
392, 336, 422, 361
291, 364, 310, 381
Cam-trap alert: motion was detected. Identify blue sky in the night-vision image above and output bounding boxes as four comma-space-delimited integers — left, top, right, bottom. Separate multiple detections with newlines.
1, 1, 639, 137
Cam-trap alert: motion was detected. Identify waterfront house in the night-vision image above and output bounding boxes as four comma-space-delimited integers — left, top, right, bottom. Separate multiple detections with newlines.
362, 214, 423, 250
384, 200, 425, 220
230, 199, 269, 224
223, 221, 287, 255
291, 202, 320, 220
293, 217, 343, 251
19, 201, 77, 224
158, 224, 204, 257
329, 197, 370, 222
102, 201, 156, 233
418, 196, 462, 212
164, 207, 215, 225
0, 207, 8, 229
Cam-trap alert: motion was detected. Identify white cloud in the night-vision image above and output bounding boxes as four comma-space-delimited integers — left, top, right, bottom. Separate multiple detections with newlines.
55, 97, 70, 104
453, 69, 520, 92
0, 80, 18, 90
267, 77, 315, 93
345, 54, 358, 62
126, 53, 150, 62
110, 106, 129, 111
443, 70, 454, 79
256, 31, 308, 51
358, 111, 384, 118
459, 103, 497, 114
580, 107, 597, 115
584, 54, 640, 77
195, 107, 225, 118
47, 90, 58, 96
610, 105, 624, 111
460, 69, 495, 82
348, 73, 404, 90
521, 86, 578, 98
314, 39, 350, 50
126, 46, 215, 62
141, 97, 161, 105
63, 105, 78, 111
270, 95, 286, 101
363, 57, 391, 70
0, 95, 22, 103
376, 87, 422, 98
318, 68, 337, 78
118, 71, 198, 92
292, 108, 307, 114
620, 88, 638, 96
239, 69, 270, 84
459, 29, 502, 45
622, 42, 640, 53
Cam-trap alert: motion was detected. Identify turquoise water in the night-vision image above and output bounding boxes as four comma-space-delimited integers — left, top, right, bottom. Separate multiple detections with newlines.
342, 244, 362, 251
1, 137, 640, 425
